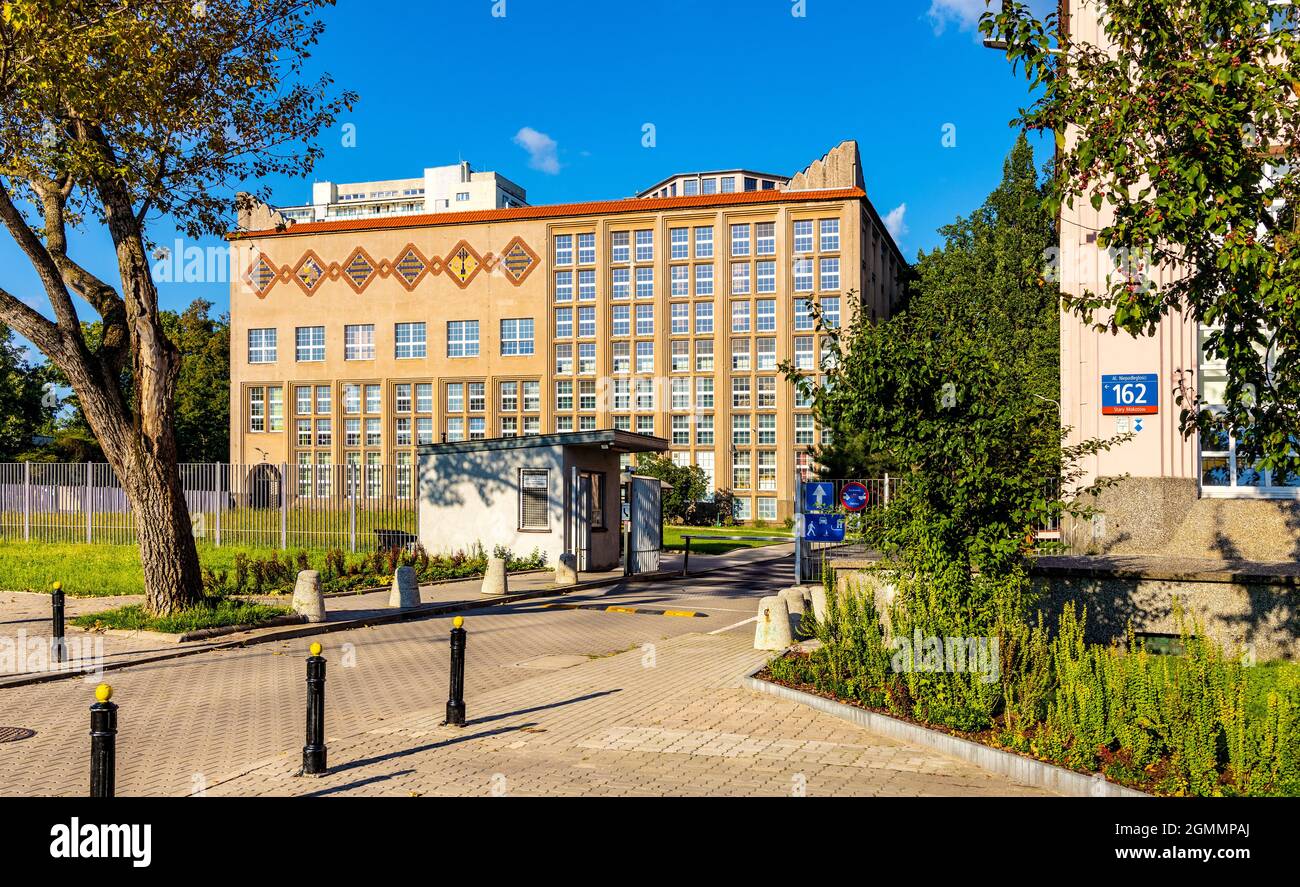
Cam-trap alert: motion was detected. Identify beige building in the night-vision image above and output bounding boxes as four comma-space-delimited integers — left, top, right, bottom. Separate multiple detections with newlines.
227, 140, 906, 522
1060, 0, 1299, 559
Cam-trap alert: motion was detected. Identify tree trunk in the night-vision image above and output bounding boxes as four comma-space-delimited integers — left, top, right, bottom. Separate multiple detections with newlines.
116, 443, 204, 616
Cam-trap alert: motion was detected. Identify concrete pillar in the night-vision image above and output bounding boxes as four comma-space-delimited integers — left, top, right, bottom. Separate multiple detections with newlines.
389, 565, 420, 609
555, 552, 578, 586
480, 557, 509, 596
292, 570, 326, 624
810, 584, 829, 623
780, 587, 810, 638
754, 596, 794, 651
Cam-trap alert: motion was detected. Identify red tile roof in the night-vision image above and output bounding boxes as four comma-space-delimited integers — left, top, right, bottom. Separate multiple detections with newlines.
230, 187, 867, 240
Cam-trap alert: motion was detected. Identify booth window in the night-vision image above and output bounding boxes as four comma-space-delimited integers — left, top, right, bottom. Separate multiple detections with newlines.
519, 469, 550, 530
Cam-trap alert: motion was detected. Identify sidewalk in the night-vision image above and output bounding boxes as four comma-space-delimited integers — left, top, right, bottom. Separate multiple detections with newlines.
205, 623, 1048, 798
0, 543, 794, 686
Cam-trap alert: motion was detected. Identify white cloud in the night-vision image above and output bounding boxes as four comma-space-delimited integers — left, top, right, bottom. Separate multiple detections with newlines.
927, 0, 986, 35
884, 203, 909, 240
513, 126, 561, 175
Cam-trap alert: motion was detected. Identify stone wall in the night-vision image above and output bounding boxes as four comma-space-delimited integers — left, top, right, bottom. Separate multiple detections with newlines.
1067, 477, 1300, 561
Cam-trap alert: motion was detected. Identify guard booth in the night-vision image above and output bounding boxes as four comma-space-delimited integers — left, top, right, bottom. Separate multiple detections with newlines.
416, 430, 667, 574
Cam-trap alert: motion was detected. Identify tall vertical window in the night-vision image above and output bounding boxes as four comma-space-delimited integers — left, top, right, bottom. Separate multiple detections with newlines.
731, 263, 751, 295
635, 305, 654, 337
577, 232, 596, 264
635, 229, 654, 262
554, 270, 573, 302
578, 306, 597, 338
248, 328, 277, 364
732, 301, 751, 333
671, 265, 689, 297
447, 321, 479, 357
344, 324, 374, 361
670, 227, 689, 259
578, 269, 597, 301
756, 260, 776, 294
694, 226, 714, 258
248, 386, 266, 432
611, 231, 630, 263
394, 322, 427, 359
793, 258, 814, 292
730, 223, 751, 257
694, 264, 714, 296
554, 234, 573, 266
635, 267, 654, 299
793, 219, 814, 254
501, 318, 535, 356
612, 267, 631, 300
756, 222, 776, 256
295, 326, 324, 362
820, 218, 840, 252
820, 257, 841, 291
756, 299, 776, 331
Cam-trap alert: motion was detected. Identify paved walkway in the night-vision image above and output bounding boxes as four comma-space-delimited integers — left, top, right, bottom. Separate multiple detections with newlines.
205, 629, 1048, 798
0, 544, 793, 684
0, 547, 1049, 797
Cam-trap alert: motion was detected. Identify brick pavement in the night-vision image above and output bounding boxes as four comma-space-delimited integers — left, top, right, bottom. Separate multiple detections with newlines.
0, 549, 1050, 797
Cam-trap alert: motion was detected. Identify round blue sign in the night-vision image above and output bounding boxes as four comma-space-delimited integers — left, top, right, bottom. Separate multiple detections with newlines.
840, 482, 869, 512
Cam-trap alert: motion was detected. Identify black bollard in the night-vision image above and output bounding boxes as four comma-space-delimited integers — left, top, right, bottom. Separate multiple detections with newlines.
445, 616, 467, 727
302, 642, 327, 775
51, 581, 66, 664
89, 684, 117, 798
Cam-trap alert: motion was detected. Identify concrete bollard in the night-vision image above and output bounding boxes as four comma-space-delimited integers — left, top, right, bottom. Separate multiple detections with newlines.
480, 557, 509, 596
810, 584, 829, 623
292, 570, 326, 623
388, 565, 420, 609
753, 596, 794, 651
555, 552, 578, 586
780, 587, 811, 638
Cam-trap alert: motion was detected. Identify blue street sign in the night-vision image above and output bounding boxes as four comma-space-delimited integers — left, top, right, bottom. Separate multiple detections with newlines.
1101, 373, 1159, 415
802, 514, 846, 542
840, 482, 869, 512
804, 482, 835, 513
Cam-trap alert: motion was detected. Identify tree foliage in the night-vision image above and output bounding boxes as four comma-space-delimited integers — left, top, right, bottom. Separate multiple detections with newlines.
634, 453, 712, 523
0, 324, 51, 458
793, 136, 1065, 576
987, 0, 1300, 478
0, 0, 352, 614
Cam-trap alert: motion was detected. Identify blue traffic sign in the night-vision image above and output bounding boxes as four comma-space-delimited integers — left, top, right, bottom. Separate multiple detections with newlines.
840, 482, 869, 512
804, 482, 835, 513
802, 514, 846, 542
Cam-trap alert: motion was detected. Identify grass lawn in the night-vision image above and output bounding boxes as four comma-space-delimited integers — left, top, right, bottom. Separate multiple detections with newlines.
0, 540, 298, 597
662, 525, 792, 556
71, 599, 291, 634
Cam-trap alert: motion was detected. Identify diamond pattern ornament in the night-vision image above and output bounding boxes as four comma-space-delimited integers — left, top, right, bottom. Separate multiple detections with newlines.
247, 254, 278, 296
393, 246, 428, 290
342, 248, 377, 293
443, 240, 482, 289
498, 236, 540, 285
293, 251, 327, 294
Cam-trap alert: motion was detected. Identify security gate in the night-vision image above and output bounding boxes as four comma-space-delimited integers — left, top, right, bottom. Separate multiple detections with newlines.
627, 475, 661, 574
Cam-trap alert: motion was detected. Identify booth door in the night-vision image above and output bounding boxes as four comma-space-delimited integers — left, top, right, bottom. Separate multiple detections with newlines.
628, 475, 662, 574
576, 473, 593, 572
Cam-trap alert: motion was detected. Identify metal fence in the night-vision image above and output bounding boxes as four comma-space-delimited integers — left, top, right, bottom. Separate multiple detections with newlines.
0, 462, 417, 551
794, 474, 1068, 581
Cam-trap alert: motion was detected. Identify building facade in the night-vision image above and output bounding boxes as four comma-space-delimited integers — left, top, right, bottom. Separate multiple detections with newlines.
1060, 0, 1299, 559
227, 141, 906, 522
276, 160, 527, 224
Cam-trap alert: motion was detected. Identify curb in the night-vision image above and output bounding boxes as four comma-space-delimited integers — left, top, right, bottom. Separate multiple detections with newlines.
742, 664, 1149, 798
0, 550, 790, 690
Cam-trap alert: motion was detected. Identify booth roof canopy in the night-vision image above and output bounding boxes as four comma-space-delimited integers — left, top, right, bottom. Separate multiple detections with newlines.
417, 429, 668, 457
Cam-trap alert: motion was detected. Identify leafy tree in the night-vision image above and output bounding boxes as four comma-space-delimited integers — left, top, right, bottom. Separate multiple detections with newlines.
0, 0, 353, 614
47, 299, 230, 463
634, 453, 711, 523
986, 0, 1300, 480
0, 324, 52, 458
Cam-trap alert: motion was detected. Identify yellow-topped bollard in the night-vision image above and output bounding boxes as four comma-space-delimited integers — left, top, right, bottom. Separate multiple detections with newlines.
94, 683, 112, 703
309, 642, 322, 657
453, 615, 464, 629
89, 682, 117, 797
52, 581, 61, 591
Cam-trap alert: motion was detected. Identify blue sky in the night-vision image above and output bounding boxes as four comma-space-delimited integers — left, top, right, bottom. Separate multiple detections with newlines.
2, 0, 1050, 351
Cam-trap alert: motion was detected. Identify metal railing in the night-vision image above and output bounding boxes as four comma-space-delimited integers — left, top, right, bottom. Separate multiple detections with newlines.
0, 462, 417, 551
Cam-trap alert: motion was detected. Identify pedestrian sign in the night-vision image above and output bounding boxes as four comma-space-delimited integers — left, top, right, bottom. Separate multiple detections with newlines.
802, 514, 846, 542
804, 482, 835, 513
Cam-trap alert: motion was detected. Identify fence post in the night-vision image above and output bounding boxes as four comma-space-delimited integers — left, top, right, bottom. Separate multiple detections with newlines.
348, 462, 357, 553
793, 468, 803, 583
22, 460, 29, 542
214, 462, 222, 547
884, 472, 891, 507
280, 462, 288, 550
85, 462, 92, 544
